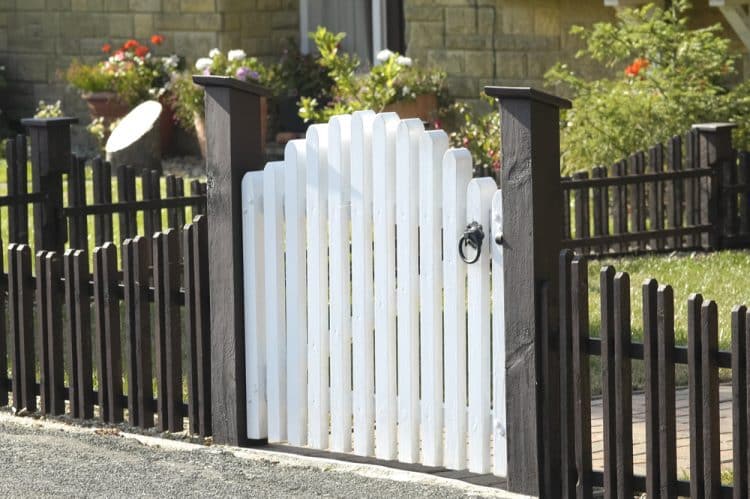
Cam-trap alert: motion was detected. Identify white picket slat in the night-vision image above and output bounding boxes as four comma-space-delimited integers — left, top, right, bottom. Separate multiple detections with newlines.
491, 189, 507, 477
284, 139, 308, 446
329, 115, 353, 453
466, 177, 497, 474
351, 110, 377, 457
242, 170, 267, 440
306, 124, 330, 449
263, 161, 286, 442
442, 148, 472, 470
419, 129, 449, 467
395, 118, 424, 463
372, 112, 400, 460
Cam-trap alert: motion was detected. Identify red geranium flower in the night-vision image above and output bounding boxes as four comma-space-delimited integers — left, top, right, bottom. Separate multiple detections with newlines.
101, 43, 112, 53
625, 57, 649, 78
134, 45, 149, 57
123, 39, 139, 50
150, 34, 164, 45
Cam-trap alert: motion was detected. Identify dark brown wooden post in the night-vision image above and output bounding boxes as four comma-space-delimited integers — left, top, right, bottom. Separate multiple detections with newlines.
193, 75, 270, 446
485, 86, 571, 497
21, 117, 77, 253
693, 123, 736, 250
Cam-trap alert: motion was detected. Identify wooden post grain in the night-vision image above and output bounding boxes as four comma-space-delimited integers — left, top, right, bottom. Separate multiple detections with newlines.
21, 117, 77, 253
193, 75, 270, 446
485, 86, 571, 496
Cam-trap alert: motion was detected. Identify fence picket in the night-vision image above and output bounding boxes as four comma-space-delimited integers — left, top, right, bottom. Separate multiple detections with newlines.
688, 293, 704, 497
559, 250, 575, 498
329, 116, 352, 453
117, 165, 137, 241
264, 161, 287, 443
571, 256, 592, 499
396, 118, 423, 463
667, 136, 683, 249
96, 243, 123, 423
739, 152, 750, 236
306, 124, 330, 449
490, 190, 506, 475
613, 272, 633, 496
0, 234, 5, 407
419, 129, 449, 467
284, 139, 308, 446
466, 177, 496, 474
65, 249, 93, 419
242, 171, 267, 441
642, 279, 660, 498
600, 266, 617, 496
649, 145, 664, 250
443, 148, 472, 470
350, 111, 376, 456
38, 251, 63, 415
373, 113, 400, 460
732, 306, 748, 499
701, 300, 721, 498
10, 244, 35, 411
657, 285, 677, 498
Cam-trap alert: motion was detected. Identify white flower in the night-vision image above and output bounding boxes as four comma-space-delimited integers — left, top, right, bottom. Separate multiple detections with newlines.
228, 49, 247, 62
209, 48, 221, 58
162, 55, 180, 69
195, 57, 213, 71
396, 55, 412, 67
376, 49, 394, 63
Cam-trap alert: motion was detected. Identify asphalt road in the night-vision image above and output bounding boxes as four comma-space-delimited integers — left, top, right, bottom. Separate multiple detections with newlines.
0, 414, 515, 498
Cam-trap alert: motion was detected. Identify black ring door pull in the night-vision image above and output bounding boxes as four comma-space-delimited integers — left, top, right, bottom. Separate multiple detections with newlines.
458, 221, 484, 264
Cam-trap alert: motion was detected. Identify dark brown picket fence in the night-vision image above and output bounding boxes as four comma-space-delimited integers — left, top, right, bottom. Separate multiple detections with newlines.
561, 125, 750, 256
4, 124, 206, 254
1, 216, 211, 436
555, 249, 744, 498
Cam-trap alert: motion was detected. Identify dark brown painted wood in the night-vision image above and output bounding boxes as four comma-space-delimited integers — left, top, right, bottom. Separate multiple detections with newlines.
687, 293, 704, 498
600, 266, 617, 497
193, 75, 270, 447
591, 167, 604, 254
642, 278, 660, 498
649, 145, 664, 250
746, 309, 750, 499
612, 163, 623, 253
485, 86, 570, 496
739, 152, 750, 236
73, 249, 94, 419
667, 136, 683, 249
10, 245, 35, 411
540, 281, 560, 498
686, 132, 698, 247
92, 158, 114, 246
571, 256, 592, 499
701, 300, 721, 498
36, 250, 52, 413
163, 228, 182, 432
657, 285, 677, 499
732, 306, 748, 499
193, 215, 211, 437
8, 243, 21, 410
559, 250, 575, 499
153, 231, 168, 430
636, 152, 648, 250
67, 156, 89, 250
0, 234, 6, 407
613, 272, 633, 498
36, 251, 63, 415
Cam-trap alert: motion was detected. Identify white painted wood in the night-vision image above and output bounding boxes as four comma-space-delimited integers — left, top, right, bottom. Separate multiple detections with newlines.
350, 110, 377, 457
242, 170, 267, 440
395, 118, 424, 464
372, 112, 400, 460
466, 177, 497, 474
442, 148, 473, 470
284, 139, 308, 446
328, 114, 353, 453
263, 161, 287, 443
306, 124, 330, 449
418, 129, 449, 467
491, 189, 507, 477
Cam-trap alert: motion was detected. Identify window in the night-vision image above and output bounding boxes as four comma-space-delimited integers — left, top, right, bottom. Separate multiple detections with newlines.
299, 0, 405, 66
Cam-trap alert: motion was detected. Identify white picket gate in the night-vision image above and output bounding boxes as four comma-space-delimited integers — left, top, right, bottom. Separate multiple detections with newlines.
241, 110, 507, 476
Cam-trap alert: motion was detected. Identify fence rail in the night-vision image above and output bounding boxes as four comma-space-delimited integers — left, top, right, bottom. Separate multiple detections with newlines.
2, 216, 211, 436
558, 249, 743, 498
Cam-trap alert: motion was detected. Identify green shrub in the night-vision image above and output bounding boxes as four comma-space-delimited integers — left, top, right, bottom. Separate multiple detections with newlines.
545, 0, 750, 174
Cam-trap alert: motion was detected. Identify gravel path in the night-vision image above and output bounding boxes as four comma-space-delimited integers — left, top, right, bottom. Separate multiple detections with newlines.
0, 414, 517, 498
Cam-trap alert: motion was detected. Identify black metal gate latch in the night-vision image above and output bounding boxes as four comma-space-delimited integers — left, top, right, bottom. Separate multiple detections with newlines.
458, 221, 485, 264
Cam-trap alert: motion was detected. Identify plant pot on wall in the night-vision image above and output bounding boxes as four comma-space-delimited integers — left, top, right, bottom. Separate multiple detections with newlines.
82, 91, 131, 125
383, 94, 439, 124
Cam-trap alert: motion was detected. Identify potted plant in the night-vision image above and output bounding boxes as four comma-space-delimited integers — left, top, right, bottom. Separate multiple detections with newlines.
171, 48, 272, 157
299, 27, 446, 125
66, 35, 182, 148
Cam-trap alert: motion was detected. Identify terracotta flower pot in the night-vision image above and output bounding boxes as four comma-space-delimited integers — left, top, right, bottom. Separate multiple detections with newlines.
158, 98, 177, 155
383, 94, 439, 124
193, 112, 207, 159
82, 91, 131, 126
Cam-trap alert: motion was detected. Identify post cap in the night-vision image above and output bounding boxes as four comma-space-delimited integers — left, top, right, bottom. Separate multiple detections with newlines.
484, 86, 572, 109
193, 75, 272, 97
21, 117, 79, 128
691, 122, 737, 132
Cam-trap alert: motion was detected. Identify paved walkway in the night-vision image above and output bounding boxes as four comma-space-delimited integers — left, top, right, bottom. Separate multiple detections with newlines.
591, 384, 733, 475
